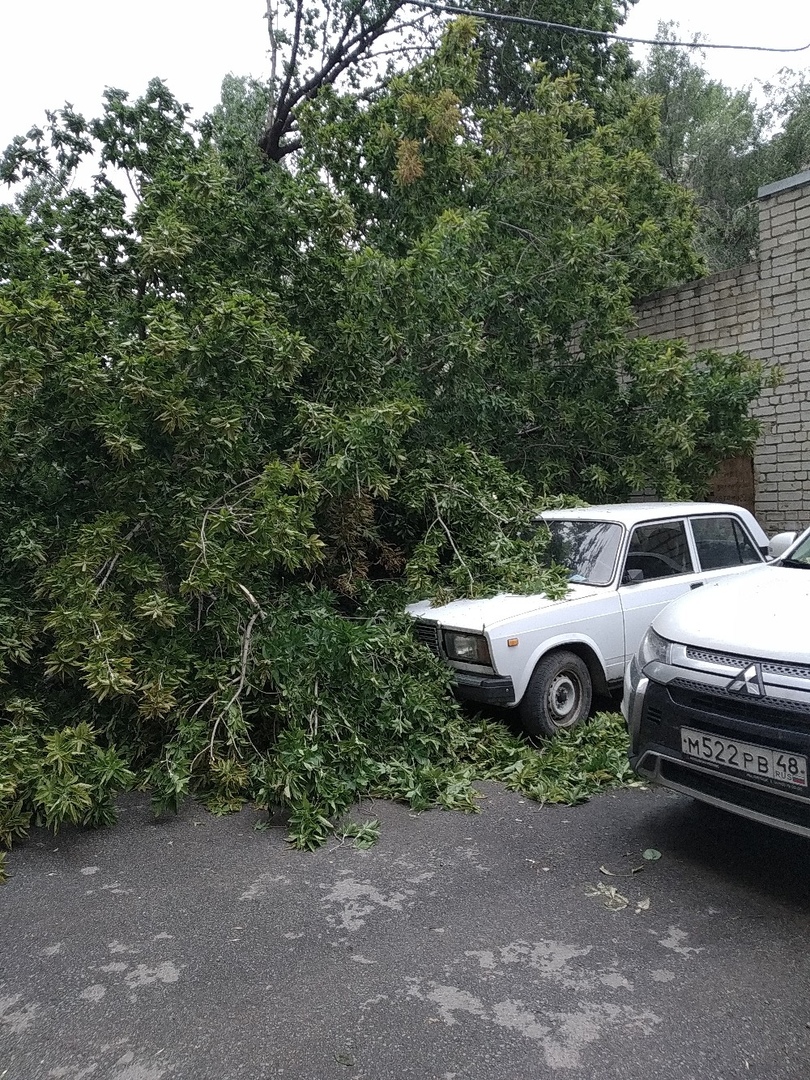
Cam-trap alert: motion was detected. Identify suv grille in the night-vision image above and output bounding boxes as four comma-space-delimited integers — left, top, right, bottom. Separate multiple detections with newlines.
670, 679, 810, 726
413, 620, 441, 656
686, 648, 810, 682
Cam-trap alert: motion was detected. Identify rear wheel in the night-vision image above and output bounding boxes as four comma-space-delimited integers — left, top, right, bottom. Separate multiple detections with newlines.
519, 650, 592, 738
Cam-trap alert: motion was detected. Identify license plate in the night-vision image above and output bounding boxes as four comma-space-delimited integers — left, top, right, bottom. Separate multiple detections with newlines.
680, 728, 808, 788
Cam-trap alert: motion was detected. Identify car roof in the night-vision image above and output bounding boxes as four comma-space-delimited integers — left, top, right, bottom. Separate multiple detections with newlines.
540, 501, 767, 539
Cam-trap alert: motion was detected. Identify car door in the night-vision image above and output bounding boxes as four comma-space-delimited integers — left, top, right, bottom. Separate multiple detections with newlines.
619, 518, 702, 661
687, 514, 765, 581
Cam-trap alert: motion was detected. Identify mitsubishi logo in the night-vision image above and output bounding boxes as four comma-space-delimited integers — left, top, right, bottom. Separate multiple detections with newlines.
727, 663, 766, 697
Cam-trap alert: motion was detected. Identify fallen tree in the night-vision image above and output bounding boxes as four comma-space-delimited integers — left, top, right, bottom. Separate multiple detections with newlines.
0, 24, 765, 868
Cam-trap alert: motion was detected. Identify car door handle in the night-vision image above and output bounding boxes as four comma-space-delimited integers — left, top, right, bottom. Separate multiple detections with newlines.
690, 581, 704, 590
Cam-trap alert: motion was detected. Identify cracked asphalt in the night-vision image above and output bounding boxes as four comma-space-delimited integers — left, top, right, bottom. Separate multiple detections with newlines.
2, 782, 810, 1080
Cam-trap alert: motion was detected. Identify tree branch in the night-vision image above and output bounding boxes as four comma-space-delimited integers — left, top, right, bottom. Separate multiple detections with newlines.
433, 494, 474, 590
275, 0, 306, 125
93, 521, 145, 594
265, 0, 279, 89
206, 587, 266, 762
261, 0, 410, 160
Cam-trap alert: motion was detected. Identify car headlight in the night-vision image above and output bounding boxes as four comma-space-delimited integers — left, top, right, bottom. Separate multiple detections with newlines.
443, 631, 492, 665
637, 626, 672, 668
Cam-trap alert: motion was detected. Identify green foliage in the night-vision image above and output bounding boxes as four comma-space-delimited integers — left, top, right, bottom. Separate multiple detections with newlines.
0, 26, 766, 868
467, 0, 639, 119
0, 719, 135, 843
637, 25, 763, 270
758, 71, 810, 191
638, 24, 810, 271
339, 819, 382, 849
257, 0, 638, 160
469, 711, 635, 804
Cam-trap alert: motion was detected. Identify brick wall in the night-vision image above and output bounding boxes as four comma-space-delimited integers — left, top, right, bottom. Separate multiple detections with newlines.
633, 264, 761, 352
632, 169, 810, 534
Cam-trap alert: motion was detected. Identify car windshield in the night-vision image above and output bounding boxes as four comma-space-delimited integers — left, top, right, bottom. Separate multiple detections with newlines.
782, 532, 810, 568
542, 519, 623, 586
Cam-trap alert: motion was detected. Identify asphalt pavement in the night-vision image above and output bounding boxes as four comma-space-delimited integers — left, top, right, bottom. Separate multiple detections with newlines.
2, 781, 810, 1080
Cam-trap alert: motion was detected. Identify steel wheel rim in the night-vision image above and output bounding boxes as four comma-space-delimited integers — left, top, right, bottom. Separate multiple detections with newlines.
546, 671, 582, 728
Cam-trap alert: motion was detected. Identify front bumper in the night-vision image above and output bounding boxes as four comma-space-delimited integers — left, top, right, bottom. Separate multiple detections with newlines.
453, 672, 516, 706
625, 656, 810, 839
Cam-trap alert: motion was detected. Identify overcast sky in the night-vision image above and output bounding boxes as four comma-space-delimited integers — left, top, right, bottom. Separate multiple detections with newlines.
623, 0, 810, 93
1, 0, 808, 151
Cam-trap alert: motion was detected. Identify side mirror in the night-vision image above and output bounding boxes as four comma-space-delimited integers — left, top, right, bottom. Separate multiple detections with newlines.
768, 531, 798, 560
622, 568, 644, 585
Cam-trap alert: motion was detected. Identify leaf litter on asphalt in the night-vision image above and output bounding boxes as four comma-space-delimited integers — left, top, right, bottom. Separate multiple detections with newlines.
585, 882, 652, 914
585, 883, 630, 911
588, 847, 661, 912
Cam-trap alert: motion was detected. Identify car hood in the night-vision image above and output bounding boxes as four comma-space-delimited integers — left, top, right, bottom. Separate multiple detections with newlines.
406, 583, 603, 633
655, 565, 810, 663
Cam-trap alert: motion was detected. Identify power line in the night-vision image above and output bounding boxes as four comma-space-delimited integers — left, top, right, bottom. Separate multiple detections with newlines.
407, 0, 810, 54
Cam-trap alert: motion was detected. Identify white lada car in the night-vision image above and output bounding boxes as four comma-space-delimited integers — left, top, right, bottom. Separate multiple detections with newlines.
408, 502, 768, 737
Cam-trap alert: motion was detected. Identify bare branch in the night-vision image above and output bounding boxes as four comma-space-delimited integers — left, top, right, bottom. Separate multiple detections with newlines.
236, 582, 262, 609
432, 494, 474, 590
325, 0, 371, 67
360, 42, 429, 63
94, 521, 145, 594
265, 0, 279, 89
207, 606, 261, 762
276, 0, 306, 124
276, 137, 303, 156
261, 0, 420, 160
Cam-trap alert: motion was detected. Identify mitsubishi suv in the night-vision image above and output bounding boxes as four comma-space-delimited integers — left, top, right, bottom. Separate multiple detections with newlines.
624, 527, 810, 838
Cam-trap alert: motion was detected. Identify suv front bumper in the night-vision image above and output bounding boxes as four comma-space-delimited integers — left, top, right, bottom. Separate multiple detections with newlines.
624, 655, 810, 839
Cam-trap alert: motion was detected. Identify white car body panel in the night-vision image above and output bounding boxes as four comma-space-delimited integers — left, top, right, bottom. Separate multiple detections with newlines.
654, 563, 810, 664
488, 592, 624, 703
619, 558, 763, 665
408, 582, 606, 633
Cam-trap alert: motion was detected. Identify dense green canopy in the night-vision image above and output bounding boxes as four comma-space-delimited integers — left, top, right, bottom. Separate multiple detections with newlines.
256, 0, 639, 160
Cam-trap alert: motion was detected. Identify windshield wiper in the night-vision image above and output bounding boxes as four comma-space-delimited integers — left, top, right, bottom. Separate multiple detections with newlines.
779, 558, 810, 569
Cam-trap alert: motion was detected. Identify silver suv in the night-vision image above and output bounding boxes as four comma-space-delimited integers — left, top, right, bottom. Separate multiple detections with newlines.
623, 527, 810, 838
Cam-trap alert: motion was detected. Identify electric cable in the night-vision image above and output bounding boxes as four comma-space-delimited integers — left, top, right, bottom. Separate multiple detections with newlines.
406, 0, 810, 54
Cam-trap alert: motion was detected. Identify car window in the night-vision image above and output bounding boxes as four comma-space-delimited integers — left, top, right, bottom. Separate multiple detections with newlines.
690, 515, 762, 570
543, 520, 623, 586
622, 521, 694, 583
777, 528, 810, 567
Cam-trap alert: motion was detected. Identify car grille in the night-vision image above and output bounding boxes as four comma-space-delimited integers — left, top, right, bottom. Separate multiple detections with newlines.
670, 679, 810, 726
686, 648, 810, 681
645, 702, 665, 725
413, 619, 441, 657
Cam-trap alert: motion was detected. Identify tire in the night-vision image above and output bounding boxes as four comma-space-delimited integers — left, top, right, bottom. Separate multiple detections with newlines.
519, 650, 592, 738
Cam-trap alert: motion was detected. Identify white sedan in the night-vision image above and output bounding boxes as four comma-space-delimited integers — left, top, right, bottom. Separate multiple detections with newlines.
408, 502, 769, 737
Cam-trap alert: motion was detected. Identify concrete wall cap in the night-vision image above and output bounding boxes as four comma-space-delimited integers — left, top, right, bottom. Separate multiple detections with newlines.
758, 169, 810, 200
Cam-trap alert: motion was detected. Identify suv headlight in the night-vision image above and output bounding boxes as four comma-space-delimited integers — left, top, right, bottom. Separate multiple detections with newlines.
443, 631, 492, 665
638, 626, 672, 668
